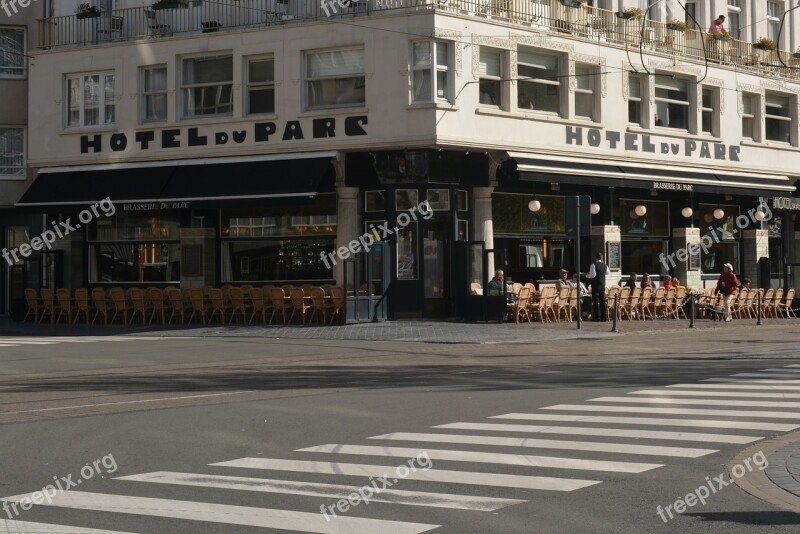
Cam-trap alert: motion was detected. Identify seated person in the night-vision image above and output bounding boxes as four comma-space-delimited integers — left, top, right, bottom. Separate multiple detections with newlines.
555, 269, 573, 292
663, 275, 673, 290
739, 277, 751, 291
487, 269, 504, 296
573, 274, 591, 318
640, 272, 656, 290
625, 272, 638, 290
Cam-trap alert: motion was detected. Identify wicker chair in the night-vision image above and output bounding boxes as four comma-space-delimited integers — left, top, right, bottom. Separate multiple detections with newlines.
228, 287, 247, 324
249, 287, 267, 325
535, 286, 557, 323
329, 286, 345, 325
308, 286, 330, 325
74, 288, 91, 324
165, 288, 185, 324
91, 288, 109, 325
128, 288, 147, 324
23, 288, 41, 323
507, 286, 532, 324
638, 287, 652, 320
148, 288, 166, 325
54, 288, 74, 324
38, 288, 56, 324
777, 288, 796, 318
288, 287, 311, 325
208, 288, 226, 324
187, 288, 206, 325
109, 287, 128, 324
269, 287, 288, 325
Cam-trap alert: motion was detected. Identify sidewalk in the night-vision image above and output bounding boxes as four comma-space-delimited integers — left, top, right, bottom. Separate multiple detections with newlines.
1, 316, 797, 344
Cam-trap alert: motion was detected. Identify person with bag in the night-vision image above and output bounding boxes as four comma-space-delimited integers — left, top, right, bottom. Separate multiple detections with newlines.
715, 263, 739, 322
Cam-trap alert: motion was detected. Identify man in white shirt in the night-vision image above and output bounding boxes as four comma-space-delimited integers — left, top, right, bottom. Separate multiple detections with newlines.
585, 252, 610, 321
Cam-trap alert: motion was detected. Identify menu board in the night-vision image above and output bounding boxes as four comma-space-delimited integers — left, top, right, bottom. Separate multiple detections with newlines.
607, 242, 621, 271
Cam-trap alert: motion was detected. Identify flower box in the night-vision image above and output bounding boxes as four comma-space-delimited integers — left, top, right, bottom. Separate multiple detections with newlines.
152, 1, 186, 9
76, 11, 102, 19
793, 52, 800, 59
615, 12, 633, 20
559, 0, 584, 8
714, 33, 729, 42
666, 23, 687, 31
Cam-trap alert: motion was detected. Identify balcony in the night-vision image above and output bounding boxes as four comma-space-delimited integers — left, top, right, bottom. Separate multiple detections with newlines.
37, 0, 800, 81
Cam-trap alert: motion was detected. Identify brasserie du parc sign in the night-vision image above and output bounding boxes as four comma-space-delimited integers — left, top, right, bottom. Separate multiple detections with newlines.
565, 126, 742, 162
78, 115, 368, 154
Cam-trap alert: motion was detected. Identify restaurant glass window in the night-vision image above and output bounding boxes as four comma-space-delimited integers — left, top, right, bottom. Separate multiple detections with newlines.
697, 204, 741, 241
397, 223, 417, 280
88, 212, 181, 284
621, 241, 667, 276
492, 193, 566, 235
619, 199, 669, 237
654, 75, 690, 130
365, 190, 386, 212
701, 242, 740, 274
221, 194, 337, 282
517, 49, 560, 114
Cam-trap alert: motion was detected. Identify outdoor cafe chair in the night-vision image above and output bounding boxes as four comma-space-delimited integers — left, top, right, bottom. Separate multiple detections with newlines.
109, 287, 129, 325
23, 288, 41, 323
269, 288, 288, 325
91, 288, 108, 325
74, 288, 91, 325
55, 288, 74, 325
128, 288, 147, 324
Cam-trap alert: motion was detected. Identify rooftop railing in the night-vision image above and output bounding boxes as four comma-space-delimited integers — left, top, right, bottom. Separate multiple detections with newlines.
37, 0, 800, 81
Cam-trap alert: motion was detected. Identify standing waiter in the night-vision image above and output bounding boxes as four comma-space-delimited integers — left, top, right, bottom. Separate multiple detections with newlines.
585, 252, 610, 321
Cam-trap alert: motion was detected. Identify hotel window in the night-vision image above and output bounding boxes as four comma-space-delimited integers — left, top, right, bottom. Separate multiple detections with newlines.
684, 2, 696, 25
765, 93, 791, 143
727, 0, 742, 40
306, 47, 365, 110
0, 127, 24, 177
181, 55, 233, 118
66, 73, 116, 127
478, 48, 503, 108
742, 93, 756, 140
517, 50, 559, 114
247, 56, 275, 115
0, 27, 25, 77
767, 1, 782, 43
654, 75, 690, 131
628, 75, 643, 125
141, 66, 167, 123
412, 40, 451, 103
574, 65, 597, 121
701, 87, 717, 136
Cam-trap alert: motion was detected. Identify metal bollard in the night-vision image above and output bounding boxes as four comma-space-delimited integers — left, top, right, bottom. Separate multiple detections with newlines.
689, 293, 695, 328
611, 292, 619, 333
757, 291, 762, 326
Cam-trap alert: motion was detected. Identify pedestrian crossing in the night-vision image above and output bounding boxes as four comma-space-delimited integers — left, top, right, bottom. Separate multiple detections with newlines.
3, 365, 800, 532
0, 336, 184, 348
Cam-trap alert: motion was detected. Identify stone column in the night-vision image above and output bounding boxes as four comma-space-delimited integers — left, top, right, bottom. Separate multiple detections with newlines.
742, 228, 769, 286
335, 186, 360, 285
590, 225, 621, 286
472, 186, 495, 279
672, 227, 701, 289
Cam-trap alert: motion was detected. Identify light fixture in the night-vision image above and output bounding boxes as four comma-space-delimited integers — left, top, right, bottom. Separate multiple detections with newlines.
634, 204, 647, 217
713, 208, 725, 219
754, 210, 765, 221
590, 203, 601, 215
528, 200, 541, 212
681, 207, 693, 218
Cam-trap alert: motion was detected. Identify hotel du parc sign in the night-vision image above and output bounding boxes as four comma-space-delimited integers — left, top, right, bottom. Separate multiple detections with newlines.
77, 115, 369, 154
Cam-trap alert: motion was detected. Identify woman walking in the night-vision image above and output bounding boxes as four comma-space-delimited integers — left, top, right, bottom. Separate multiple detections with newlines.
715, 263, 739, 322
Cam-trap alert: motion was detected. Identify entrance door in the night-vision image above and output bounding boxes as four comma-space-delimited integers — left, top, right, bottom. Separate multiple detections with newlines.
423, 221, 449, 316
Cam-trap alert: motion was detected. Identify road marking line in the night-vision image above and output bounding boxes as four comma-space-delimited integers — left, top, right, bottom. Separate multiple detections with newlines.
542, 404, 800, 419
367, 432, 716, 458
434, 422, 761, 444
0, 520, 135, 534
210, 458, 600, 492
759, 369, 800, 373
703, 378, 800, 384
490, 413, 797, 431
665, 383, 800, 391
589, 396, 800, 409
730, 373, 800, 378
117, 471, 524, 512
0, 491, 438, 534
296, 444, 662, 473
0, 391, 254, 416
630, 389, 800, 399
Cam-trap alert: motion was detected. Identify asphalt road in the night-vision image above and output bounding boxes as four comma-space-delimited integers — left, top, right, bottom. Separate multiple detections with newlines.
1, 326, 800, 533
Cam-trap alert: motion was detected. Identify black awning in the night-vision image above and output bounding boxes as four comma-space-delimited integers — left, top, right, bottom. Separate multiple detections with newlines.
511, 156, 795, 197
17, 156, 334, 209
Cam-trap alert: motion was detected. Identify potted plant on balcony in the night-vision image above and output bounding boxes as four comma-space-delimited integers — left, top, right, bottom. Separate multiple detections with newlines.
152, 0, 189, 10
793, 47, 800, 59
666, 19, 688, 32
713, 29, 729, 41
753, 37, 777, 51
559, 0, 587, 8
76, 3, 101, 19
615, 7, 643, 20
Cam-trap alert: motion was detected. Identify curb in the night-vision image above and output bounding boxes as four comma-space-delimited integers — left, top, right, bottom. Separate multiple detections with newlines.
731, 429, 800, 513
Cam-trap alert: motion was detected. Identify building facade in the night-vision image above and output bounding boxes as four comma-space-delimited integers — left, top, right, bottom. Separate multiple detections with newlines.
1, 1, 42, 317
15, 0, 800, 318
